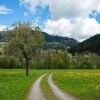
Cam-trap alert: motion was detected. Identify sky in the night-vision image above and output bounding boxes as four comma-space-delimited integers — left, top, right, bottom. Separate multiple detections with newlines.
0, 0, 100, 41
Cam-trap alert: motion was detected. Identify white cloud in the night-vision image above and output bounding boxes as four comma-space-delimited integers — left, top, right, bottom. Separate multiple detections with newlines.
49, 0, 100, 19
19, 0, 100, 19
0, 5, 13, 14
0, 24, 7, 31
20, 0, 49, 14
44, 18, 72, 37
44, 18, 100, 41
19, 0, 100, 41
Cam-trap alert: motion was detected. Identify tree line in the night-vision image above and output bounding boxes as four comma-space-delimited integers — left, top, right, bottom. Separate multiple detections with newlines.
0, 51, 100, 69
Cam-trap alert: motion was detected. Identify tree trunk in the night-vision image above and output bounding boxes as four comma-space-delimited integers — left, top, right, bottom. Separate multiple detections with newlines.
26, 60, 29, 76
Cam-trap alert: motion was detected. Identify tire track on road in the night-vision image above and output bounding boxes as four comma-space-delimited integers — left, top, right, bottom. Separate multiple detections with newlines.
48, 74, 78, 100
28, 74, 47, 100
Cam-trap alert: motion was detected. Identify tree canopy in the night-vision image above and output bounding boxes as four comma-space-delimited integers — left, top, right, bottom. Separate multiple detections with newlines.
4, 22, 44, 76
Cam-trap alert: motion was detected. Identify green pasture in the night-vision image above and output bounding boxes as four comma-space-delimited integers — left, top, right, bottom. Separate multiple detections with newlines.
0, 69, 47, 100
53, 70, 100, 100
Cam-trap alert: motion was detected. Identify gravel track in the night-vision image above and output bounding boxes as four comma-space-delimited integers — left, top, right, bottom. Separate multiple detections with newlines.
28, 73, 78, 100
28, 74, 47, 100
48, 74, 78, 100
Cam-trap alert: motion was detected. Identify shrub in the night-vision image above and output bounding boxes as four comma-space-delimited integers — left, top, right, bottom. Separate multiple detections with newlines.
0, 56, 20, 69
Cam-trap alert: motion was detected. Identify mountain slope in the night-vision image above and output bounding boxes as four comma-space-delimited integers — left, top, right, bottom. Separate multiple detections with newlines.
0, 31, 78, 50
68, 34, 100, 55
42, 32, 78, 50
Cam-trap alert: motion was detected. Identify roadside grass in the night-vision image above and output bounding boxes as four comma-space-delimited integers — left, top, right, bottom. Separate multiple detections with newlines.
0, 69, 47, 100
53, 70, 100, 100
41, 74, 57, 100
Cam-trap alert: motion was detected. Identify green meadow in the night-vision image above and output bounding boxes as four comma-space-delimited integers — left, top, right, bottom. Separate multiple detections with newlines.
0, 69, 46, 100
53, 70, 100, 100
0, 69, 100, 100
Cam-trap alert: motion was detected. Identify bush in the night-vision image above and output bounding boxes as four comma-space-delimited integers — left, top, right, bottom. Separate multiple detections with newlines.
72, 54, 100, 69
89, 54, 100, 69
0, 56, 20, 69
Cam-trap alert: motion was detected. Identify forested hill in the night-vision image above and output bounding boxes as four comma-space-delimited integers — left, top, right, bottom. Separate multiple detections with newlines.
68, 34, 100, 55
42, 32, 78, 50
0, 31, 78, 50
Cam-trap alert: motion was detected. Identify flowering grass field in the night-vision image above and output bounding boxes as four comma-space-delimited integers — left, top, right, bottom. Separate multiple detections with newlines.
0, 69, 100, 100
0, 69, 47, 100
53, 70, 100, 100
